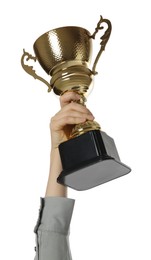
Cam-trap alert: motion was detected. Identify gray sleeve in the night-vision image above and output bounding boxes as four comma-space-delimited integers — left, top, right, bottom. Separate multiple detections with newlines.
33, 196, 75, 260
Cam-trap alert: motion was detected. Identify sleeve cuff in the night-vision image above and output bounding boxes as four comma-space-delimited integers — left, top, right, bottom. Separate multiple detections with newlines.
34, 196, 75, 235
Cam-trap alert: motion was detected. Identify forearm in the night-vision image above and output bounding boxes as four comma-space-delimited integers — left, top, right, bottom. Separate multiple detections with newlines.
45, 148, 67, 197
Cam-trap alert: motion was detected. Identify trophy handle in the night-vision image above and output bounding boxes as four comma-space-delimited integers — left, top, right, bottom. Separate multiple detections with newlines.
21, 49, 52, 92
90, 15, 112, 75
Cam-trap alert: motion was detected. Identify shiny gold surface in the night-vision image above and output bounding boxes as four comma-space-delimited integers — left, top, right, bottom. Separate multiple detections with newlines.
21, 16, 112, 95
34, 26, 92, 75
69, 93, 101, 138
21, 15, 112, 137
21, 49, 52, 92
90, 16, 112, 74
70, 119, 101, 138
50, 62, 93, 96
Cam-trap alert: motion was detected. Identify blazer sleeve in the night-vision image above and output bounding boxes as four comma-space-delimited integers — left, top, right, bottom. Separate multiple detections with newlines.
33, 196, 75, 260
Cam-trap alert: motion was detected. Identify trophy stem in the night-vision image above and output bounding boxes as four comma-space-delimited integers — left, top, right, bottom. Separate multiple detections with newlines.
69, 92, 101, 139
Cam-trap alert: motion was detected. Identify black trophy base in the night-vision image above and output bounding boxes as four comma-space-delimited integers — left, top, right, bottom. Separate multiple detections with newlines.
57, 130, 131, 191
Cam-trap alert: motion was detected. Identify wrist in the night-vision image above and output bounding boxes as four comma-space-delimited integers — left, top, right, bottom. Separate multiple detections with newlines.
45, 147, 66, 197
50, 147, 62, 173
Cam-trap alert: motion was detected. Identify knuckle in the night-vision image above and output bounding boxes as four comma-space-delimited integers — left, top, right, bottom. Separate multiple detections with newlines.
50, 116, 55, 127
69, 102, 77, 109
50, 116, 55, 123
65, 116, 70, 123
60, 94, 64, 102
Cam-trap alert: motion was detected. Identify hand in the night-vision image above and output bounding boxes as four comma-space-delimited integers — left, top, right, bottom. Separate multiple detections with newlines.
50, 92, 95, 149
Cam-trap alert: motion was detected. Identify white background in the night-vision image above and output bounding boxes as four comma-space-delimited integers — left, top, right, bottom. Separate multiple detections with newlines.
0, 0, 151, 259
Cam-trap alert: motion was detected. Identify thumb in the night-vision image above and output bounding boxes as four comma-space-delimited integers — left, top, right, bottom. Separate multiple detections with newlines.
60, 92, 81, 108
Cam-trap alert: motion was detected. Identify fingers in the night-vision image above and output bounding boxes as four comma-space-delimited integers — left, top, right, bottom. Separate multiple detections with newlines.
59, 92, 94, 117
57, 101, 94, 117
60, 91, 81, 108
51, 111, 94, 131
55, 110, 94, 121
51, 92, 95, 132
51, 116, 87, 131
50, 103, 94, 131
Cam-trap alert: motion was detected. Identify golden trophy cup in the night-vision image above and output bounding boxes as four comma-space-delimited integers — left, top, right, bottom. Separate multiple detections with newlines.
21, 16, 131, 191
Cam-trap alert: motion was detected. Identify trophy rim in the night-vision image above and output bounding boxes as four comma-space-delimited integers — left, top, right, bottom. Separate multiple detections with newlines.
34, 26, 91, 45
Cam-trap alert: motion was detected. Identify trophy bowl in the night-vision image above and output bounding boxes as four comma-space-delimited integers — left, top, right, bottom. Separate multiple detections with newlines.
33, 26, 92, 74
33, 26, 94, 96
